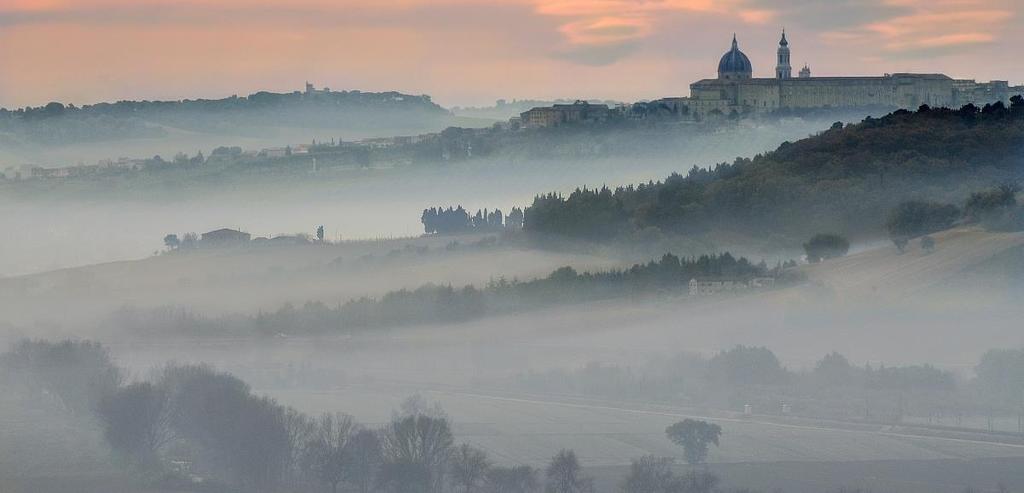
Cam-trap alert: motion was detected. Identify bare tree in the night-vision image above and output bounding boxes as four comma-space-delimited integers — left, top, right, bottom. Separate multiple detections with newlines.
399, 393, 446, 418
380, 410, 454, 493
379, 461, 431, 493
233, 396, 297, 493
304, 412, 355, 493
485, 465, 539, 493
157, 364, 294, 493
284, 408, 316, 487
544, 449, 593, 493
97, 382, 174, 473
346, 428, 383, 493
2, 339, 123, 416
451, 444, 491, 493
621, 456, 682, 493
679, 470, 719, 493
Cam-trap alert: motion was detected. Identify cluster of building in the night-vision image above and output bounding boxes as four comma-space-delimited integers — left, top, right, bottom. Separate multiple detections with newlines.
0, 133, 441, 181
2, 157, 152, 180
516, 101, 615, 129
200, 228, 252, 245
6, 43, 1022, 180
688, 277, 776, 296
515, 30, 1023, 127
185, 228, 313, 248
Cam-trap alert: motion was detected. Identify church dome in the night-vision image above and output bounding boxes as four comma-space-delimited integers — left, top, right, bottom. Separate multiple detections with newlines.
718, 35, 753, 80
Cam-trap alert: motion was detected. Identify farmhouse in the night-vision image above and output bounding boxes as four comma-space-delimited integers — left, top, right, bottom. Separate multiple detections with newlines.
201, 228, 251, 245
689, 277, 776, 296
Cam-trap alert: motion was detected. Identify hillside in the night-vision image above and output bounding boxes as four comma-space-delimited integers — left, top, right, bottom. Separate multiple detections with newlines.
0, 233, 624, 332
525, 99, 1024, 243
0, 89, 448, 140
802, 226, 1024, 299
0, 88, 463, 164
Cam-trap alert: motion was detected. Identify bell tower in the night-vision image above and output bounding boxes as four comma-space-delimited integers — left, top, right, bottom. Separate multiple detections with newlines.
776, 29, 792, 79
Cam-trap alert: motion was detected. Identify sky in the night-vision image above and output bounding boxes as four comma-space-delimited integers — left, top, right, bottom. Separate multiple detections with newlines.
0, 0, 1021, 109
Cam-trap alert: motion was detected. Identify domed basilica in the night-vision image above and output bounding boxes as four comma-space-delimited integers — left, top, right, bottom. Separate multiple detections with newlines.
659, 31, 1016, 119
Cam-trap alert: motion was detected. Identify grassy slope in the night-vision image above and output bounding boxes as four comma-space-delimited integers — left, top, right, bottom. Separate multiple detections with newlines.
0, 233, 625, 331
801, 226, 1024, 299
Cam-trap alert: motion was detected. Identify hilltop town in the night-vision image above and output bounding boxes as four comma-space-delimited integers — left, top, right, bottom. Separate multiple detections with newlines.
8, 9, 1024, 493
4, 31, 1022, 185
518, 32, 1022, 127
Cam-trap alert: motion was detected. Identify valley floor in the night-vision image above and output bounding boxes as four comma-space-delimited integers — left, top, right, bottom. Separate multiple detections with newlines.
8, 457, 1024, 493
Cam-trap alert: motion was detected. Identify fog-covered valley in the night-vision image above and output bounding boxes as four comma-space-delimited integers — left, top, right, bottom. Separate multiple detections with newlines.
7, 0, 1024, 489
6, 243, 1024, 493
1, 116, 839, 276
4, 98, 1024, 493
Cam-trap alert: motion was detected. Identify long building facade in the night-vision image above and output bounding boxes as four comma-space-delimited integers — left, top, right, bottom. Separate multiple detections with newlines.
673, 32, 1021, 119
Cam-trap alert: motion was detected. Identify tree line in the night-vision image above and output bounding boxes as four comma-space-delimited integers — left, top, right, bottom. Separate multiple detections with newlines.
510, 344, 1024, 429
7, 340, 1024, 491
109, 252, 789, 338
885, 183, 1022, 251
421, 206, 525, 235
777, 182, 1020, 264
515, 345, 956, 396
1, 339, 733, 493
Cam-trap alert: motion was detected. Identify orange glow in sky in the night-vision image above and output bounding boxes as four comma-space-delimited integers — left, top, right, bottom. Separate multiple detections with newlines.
0, 0, 1019, 107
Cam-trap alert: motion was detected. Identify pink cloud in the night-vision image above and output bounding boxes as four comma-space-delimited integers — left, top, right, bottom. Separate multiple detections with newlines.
531, 0, 760, 47
828, 0, 1015, 54
559, 16, 650, 45
738, 9, 775, 25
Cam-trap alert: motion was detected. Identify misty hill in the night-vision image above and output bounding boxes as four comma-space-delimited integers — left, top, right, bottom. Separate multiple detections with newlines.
451, 98, 621, 120
103, 223, 1024, 339
525, 100, 1024, 243
0, 232, 625, 332
100, 251, 785, 338
0, 87, 467, 163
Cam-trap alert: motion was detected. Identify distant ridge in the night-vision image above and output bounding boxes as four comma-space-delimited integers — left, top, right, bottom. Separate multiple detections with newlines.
1, 84, 445, 116
0, 85, 451, 146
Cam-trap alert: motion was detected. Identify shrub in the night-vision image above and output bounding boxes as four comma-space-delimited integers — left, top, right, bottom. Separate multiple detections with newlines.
803, 233, 850, 263
964, 184, 1018, 221
886, 201, 960, 239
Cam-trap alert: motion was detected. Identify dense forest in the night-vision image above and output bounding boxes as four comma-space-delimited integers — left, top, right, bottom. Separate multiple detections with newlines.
109, 252, 788, 337
524, 99, 1024, 241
